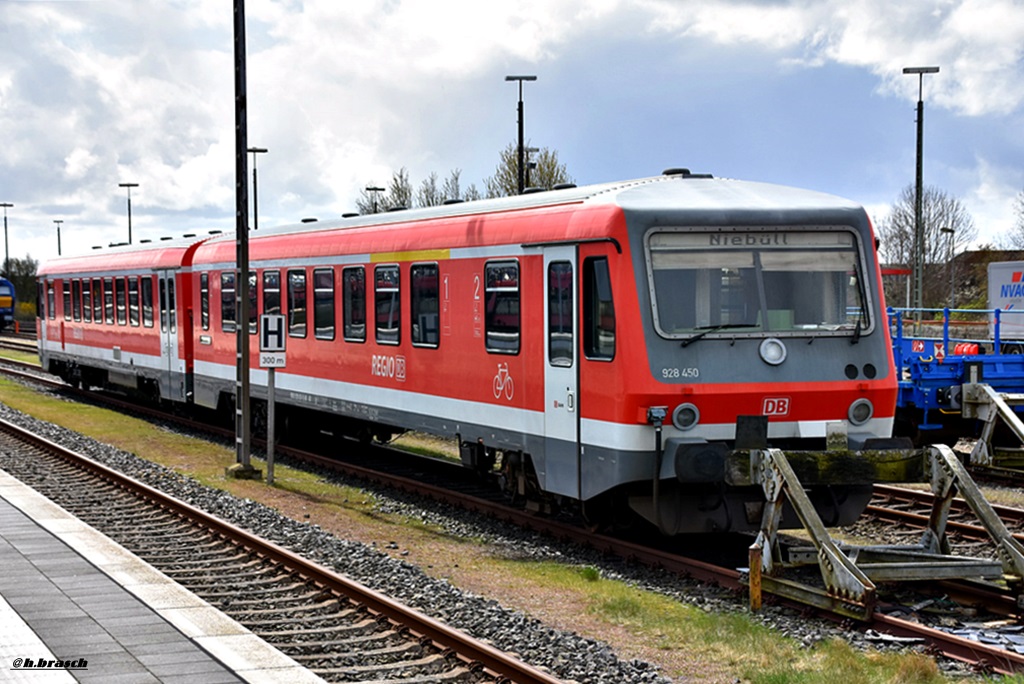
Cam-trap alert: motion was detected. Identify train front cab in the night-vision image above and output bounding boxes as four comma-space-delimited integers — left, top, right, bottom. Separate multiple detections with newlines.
587, 196, 1024, 618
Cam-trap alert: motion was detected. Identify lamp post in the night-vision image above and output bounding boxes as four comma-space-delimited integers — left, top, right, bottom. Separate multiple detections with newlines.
54, 220, 63, 256
247, 147, 267, 230
118, 182, 139, 244
505, 75, 537, 195
940, 226, 955, 309
0, 202, 11, 276
365, 185, 385, 214
902, 65, 939, 324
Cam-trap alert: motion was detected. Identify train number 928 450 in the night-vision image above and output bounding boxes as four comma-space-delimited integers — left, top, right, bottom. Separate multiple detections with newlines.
661, 367, 699, 379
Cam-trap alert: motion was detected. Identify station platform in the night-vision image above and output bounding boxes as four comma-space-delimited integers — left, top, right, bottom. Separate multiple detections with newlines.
0, 468, 324, 683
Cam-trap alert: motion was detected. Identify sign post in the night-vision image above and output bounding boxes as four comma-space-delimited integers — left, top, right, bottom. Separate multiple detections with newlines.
259, 314, 286, 485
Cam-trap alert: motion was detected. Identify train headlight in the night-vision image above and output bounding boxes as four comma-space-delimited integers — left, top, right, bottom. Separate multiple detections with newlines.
759, 338, 787, 366
848, 398, 873, 426
672, 403, 700, 431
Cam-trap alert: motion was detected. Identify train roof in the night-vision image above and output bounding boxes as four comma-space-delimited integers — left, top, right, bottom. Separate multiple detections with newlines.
38, 233, 215, 276
222, 171, 864, 242
37, 172, 868, 275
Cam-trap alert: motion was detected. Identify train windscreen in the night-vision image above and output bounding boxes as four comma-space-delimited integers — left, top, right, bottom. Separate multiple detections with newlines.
647, 229, 868, 338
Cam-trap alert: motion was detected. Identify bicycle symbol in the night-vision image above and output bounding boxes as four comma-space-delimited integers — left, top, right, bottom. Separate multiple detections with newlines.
492, 362, 514, 400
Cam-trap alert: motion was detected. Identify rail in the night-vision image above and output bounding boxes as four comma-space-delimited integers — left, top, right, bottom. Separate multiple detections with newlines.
0, 416, 563, 684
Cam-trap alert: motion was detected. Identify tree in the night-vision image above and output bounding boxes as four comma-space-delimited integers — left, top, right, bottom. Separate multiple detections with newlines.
875, 184, 978, 309
386, 167, 413, 210
4, 255, 38, 318
1006, 189, 1024, 248
417, 172, 443, 208
483, 142, 573, 198
355, 168, 414, 214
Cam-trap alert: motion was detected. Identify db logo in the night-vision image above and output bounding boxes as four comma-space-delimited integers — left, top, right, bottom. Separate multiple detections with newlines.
762, 397, 791, 416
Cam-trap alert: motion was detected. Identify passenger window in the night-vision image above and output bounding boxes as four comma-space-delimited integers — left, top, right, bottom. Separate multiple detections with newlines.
104, 278, 114, 324
411, 263, 439, 348
115, 278, 127, 325
247, 271, 257, 334
82, 280, 92, 322
141, 276, 154, 328
221, 271, 236, 333
547, 262, 573, 367
200, 273, 209, 330
313, 268, 335, 340
485, 261, 519, 354
287, 269, 307, 338
92, 278, 102, 323
263, 271, 281, 316
128, 277, 140, 327
62, 281, 71, 321
167, 277, 176, 333
160, 278, 167, 333
374, 265, 400, 345
343, 266, 366, 342
583, 257, 616, 360
72, 280, 81, 321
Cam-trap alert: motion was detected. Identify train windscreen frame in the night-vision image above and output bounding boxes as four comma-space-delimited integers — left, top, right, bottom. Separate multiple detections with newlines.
645, 228, 870, 339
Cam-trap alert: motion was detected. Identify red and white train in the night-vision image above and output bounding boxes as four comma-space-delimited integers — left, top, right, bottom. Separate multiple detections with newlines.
37, 171, 898, 533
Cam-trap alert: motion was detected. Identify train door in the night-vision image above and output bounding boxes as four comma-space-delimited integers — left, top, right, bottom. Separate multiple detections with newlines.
157, 270, 179, 400
543, 245, 580, 498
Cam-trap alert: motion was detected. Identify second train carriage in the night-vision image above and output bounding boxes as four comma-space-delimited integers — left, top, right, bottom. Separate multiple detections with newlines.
37, 172, 900, 534
37, 236, 206, 402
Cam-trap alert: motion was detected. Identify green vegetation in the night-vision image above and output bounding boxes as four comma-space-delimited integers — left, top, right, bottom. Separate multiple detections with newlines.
0, 349, 40, 365
517, 561, 949, 683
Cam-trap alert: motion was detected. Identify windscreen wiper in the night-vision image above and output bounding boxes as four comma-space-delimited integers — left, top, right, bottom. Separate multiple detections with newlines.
680, 322, 756, 348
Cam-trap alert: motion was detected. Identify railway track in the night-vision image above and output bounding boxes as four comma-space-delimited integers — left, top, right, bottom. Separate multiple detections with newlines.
0, 335, 37, 354
0, 416, 562, 684
4, 360, 1024, 673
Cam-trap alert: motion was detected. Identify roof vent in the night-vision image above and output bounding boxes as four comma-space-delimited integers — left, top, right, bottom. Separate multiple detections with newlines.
387, 206, 408, 212
183, 233, 196, 238
523, 187, 545, 194
442, 198, 464, 205
92, 245, 102, 250
342, 212, 359, 218
301, 217, 318, 223
160, 236, 173, 241
553, 183, 576, 190
140, 239, 152, 244
209, 230, 222, 235
663, 168, 713, 179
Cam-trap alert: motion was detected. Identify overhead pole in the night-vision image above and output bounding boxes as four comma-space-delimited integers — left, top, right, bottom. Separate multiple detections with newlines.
1, 203, 12, 276
505, 75, 536, 195
228, 0, 259, 479
118, 182, 138, 244
903, 65, 939, 327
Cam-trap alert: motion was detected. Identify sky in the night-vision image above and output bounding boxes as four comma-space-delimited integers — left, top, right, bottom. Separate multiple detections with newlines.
1, 0, 1023, 265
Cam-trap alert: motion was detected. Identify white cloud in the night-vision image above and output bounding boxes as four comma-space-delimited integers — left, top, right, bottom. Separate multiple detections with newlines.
1, 0, 1023, 263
